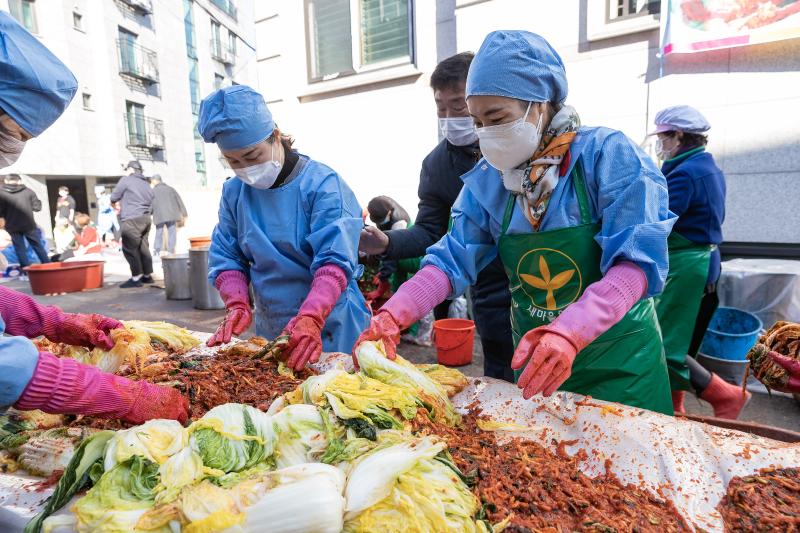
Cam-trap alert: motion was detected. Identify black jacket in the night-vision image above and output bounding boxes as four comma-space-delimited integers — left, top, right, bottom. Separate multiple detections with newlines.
0, 183, 42, 233
111, 173, 154, 221
383, 140, 512, 343
152, 183, 187, 226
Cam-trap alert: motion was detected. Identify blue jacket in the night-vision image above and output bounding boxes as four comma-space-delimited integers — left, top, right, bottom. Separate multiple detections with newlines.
423, 126, 676, 299
661, 147, 726, 283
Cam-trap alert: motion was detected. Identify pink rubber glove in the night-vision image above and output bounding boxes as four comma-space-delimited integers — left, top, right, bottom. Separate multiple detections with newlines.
207, 270, 252, 347
768, 351, 800, 393
14, 352, 189, 424
0, 286, 121, 350
282, 265, 348, 370
353, 265, 451, 365
512, 261, 647, 399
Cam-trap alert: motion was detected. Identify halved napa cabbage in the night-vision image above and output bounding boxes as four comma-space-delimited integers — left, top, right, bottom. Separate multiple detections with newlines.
417, 363, 470, 397
189, 403, 274, 473
343, 436, 488, 533
269, 404, 327, 468
71, 456, 163, 533
103, 419, 187, 471
122, 320, 200, 352
291, 368, 420, 433
355, 341, 461, 426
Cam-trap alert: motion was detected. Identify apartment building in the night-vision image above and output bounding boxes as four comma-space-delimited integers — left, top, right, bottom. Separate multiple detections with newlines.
2, 0, 256, 238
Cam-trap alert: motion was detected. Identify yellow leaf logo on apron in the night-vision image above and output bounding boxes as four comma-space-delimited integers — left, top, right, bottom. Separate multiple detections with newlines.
517, 249, 582, 311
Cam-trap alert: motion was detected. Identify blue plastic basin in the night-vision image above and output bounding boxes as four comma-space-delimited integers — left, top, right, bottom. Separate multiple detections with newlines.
700, 307, 763, 361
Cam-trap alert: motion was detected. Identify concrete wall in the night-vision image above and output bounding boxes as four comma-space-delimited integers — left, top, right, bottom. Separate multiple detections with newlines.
254, 0, 799, 245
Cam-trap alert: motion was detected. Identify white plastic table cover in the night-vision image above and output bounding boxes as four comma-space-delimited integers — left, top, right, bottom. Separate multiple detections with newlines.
2, 351, 799, 532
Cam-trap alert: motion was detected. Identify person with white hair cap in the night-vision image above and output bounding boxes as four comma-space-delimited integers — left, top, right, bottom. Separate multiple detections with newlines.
650, 105, 748, 419
354, 30, 678, 415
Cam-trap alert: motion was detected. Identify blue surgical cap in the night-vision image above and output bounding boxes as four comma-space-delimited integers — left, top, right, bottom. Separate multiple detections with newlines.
198, 85, 275, 151
0, 13, 77, 137
466, 30, 568, 103
652, 105, 711, 134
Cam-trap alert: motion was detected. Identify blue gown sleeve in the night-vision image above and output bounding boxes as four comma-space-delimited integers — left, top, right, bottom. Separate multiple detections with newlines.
421, 187, 499, 298
304, 172, 363, 279
592, 132, 675, 296
208, 183, 250, 285
0, 317, 40, 407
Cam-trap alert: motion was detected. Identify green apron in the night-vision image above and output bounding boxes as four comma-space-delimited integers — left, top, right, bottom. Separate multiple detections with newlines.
652, 232, 712, 391
498, 163, 673, 415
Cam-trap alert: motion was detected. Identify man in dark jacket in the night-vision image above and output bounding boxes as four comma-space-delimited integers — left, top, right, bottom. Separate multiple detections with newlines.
150, 174, 187, 256
111, 160, 154, 288
359, 53, 514, 381
0, 174, 49, 266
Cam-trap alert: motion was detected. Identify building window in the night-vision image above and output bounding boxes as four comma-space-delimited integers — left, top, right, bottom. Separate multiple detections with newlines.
210, 0, 237, 21
227, 30, 237, 57
9, 0, 38, 33
125, 101, 146, 146
305, 0, 413, 82
210, 20, 222, 57
82, 93, 92, 110
214, 74, 225, 90
607, 0, 660, 23
73, 11, 83, 31
118, 27, 138, 73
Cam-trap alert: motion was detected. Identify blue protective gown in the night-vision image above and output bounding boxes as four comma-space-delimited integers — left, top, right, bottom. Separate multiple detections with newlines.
423, 126, 676, 298
0, 314, 39, 407
209, 155, 371, 353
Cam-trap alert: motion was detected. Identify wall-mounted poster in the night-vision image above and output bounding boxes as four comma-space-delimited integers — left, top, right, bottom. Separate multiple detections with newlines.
661, 0, 800, 54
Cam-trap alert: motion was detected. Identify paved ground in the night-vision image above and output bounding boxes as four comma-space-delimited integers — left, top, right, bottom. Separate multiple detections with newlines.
6, 251, 799, 434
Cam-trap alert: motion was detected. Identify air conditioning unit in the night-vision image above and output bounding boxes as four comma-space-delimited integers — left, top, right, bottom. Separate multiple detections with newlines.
128, 0, 153, 14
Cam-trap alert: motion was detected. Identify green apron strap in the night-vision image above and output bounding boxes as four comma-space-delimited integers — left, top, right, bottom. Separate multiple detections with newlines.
571, 162, 592, 225
500, 193, 515, 235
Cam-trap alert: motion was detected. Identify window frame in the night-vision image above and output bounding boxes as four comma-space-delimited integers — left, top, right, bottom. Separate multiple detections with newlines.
72, 11, 83, 31
82, 92, 92, 110
210, 19, 222, 57
586, 0, 660, 42
125, 101, 147, 146
304, 0, 415, 84
9, 0, 39, 34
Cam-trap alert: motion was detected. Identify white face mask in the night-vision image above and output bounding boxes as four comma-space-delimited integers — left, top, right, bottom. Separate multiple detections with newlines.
476, 102, 543, 172
655, 137, 677, 161
234, 142, 282, 189
0, 130, 26, 169
439, 117, 478, 146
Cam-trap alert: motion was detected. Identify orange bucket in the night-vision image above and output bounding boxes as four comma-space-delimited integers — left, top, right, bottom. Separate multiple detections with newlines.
432, 318, 475, 366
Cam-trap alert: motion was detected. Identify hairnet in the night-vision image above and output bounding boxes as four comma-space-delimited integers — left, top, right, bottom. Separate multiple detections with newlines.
466, 30, 568, 103
651, 105, 710, 134
0, 13, 77, 137
198, 85, 275, 151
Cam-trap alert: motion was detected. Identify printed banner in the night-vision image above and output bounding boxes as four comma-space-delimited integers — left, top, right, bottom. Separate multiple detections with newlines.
661, 0, 800, 54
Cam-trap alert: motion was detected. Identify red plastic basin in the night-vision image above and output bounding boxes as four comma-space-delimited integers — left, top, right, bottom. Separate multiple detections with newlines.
24, 261, 104, 295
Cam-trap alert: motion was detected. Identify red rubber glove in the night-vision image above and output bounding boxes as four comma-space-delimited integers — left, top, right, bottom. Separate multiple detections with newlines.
768, 351, 800, 393
0, 286, 122, 350
14, 352, 189, 425
353, 265, 451, 367
364, 277, 391, 301
44, 313, 123, 351
512, 330, 578, 398
353, 311, 403, 361
511, 261, 647, 399
207, 270, 252, 347
282, 265, 348, 370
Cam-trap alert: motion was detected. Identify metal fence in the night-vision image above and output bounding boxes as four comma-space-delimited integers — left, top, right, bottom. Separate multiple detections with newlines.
117, 38, 159, 82
123, 113, 165, 150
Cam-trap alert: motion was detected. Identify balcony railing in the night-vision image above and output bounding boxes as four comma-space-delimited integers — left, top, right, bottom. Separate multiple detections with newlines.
210, 39, 236, 65
210, 0, 237, 21
124, 114, 165, 150
117, 39, 159, 82
120, 0, 153, 14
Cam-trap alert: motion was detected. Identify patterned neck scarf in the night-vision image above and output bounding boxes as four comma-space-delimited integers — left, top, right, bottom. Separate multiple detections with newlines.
516, 105, 580, 230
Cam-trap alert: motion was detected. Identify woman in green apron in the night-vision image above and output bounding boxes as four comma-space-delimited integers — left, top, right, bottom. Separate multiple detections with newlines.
650, 105, 750, 419
354, 31, 677, 415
